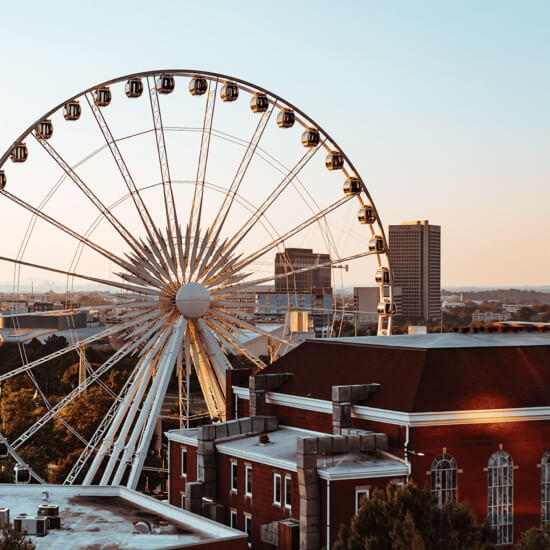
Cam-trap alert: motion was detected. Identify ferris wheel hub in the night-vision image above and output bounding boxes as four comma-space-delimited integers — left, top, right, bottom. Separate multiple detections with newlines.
175, 282, 211, 318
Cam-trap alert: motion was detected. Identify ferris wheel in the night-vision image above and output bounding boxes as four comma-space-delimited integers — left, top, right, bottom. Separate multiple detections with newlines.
0, 70, 393, 487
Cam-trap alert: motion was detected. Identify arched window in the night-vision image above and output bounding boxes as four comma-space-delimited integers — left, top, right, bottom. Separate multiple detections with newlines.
431, 454, 457, 506
541, 451, 550, 524
488, 450, 513, 545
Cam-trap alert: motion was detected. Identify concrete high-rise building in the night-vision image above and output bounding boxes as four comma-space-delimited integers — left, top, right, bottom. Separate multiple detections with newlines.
274, 248, 331, 292
389, 220, 441, 321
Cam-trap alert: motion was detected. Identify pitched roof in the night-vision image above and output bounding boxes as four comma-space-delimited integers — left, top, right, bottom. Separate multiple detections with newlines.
260, 334, 550, 412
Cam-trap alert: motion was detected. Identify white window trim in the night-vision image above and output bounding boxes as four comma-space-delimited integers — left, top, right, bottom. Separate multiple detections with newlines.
230, 508, 237, 529
273, 473, 282, 506
181, 448, 187, 477
355, 486, 370, 513
284, 474, 292, 509
180, 491, 186, 509
245, 465, 253, 497
231, 461, 238, 493
244, 513, 252, 546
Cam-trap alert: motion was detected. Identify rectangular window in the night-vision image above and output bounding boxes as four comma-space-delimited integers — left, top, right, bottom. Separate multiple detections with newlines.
231, 461, 238, 492
181, 448, 187, 477
273, 473, 282, 506
284, 475, 292, 509
355, 487, 370, 513
234, 394, 239, 419
244, 513, 252, 544
245, 465, 253, 497
230, 509, 237, 529
181, 492, 186, 509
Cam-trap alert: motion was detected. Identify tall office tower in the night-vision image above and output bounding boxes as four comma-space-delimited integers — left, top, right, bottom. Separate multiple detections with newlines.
389, 220, 441, 321
274, 248, 331, 292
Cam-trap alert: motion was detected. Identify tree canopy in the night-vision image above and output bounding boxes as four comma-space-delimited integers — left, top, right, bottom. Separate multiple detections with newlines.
332, 483, 495, 550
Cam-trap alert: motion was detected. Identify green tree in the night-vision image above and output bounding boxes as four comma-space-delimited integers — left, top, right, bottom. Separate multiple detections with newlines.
332, 483, 495, 550
516, 523, 550, 550
0, 525, 35, 550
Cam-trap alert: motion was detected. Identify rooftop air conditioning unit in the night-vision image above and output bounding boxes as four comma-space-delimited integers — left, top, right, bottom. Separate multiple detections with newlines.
0, 508, 9, 528
14, 515, 48, 537
37, 504, 61, 529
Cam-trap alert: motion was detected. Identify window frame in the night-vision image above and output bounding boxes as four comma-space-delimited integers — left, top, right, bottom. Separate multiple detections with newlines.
487, 450, 514, 545
181, 448, 187, 477
180, 491, 186, 509
273, 473, 282, 506
431, 454, 457, 507
355, 486, 370, 513
230, 509, 238, 529
244, 513, 252, 545
231, 461, 238, 493
284, 474, 292, 509
245, 465, 253, 497
542, 451, 550, 524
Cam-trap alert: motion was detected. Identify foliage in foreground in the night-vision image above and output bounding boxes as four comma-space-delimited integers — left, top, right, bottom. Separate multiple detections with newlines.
0, 525, 35, 550
332, 483, 495, 550
517, 522, 550, 550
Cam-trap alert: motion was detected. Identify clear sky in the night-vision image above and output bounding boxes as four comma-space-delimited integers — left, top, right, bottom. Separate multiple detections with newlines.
0, 0, 548, 287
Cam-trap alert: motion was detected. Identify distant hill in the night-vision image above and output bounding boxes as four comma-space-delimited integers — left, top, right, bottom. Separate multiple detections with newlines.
442, 288, 550, 305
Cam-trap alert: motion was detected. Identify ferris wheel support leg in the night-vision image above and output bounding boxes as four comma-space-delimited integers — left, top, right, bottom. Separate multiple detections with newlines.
82, 353, 152, 485
126, 318, 186, 490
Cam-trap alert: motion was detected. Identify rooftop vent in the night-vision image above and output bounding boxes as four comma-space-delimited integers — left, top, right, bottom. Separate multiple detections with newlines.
258, 433, 271, 445
134, 520, 152, 534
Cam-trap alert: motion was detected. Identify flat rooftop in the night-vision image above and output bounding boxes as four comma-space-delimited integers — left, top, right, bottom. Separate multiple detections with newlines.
319, 332, 550, 349
0, 485, 245, 549
168, 425, 407, 481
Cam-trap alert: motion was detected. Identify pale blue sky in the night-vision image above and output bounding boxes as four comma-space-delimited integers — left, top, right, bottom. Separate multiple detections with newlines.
0, 0, 548, 286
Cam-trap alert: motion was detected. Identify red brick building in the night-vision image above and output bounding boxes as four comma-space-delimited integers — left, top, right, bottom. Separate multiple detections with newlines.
168, 333, 550, 548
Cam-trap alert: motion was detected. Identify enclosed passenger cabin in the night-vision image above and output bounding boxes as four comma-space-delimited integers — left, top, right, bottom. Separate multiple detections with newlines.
221, 82, 239, 102
10, 143, 28, 163
156, 75, 175, 94
0, 441, 8, 459
94, 87, 112, 107
35, 119, 53, 140
63, 100, 81, 121
14, 464, 31, 484
250, 93, 269, 113
277, 108, 295, 128
325, 151, 344, 170
375, 266, 391, 285
343, 177, 361, 196
301, 127, 320, 147
189, 76, 208, 96
377, 299, 396, 316
0, 171, 6, 191
125, 78, 143, 98
368, 235, 385, 253
358, 205, 376, 224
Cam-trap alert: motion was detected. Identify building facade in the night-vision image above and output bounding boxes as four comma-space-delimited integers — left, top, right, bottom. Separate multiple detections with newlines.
274, 248, 331, 293
389, 220, 441, 321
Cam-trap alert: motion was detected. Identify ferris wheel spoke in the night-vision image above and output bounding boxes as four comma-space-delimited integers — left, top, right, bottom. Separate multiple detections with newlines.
85, 327, 171, 485
195, 318, 232, 393
207, 195, 353, 287
33, 132, 148, 262
188, 79, 219, 276
188, 322, 225, 420
0, 255, 162, 296
215, 142, 326, 265
10, 337, 139, 451
147, 76, 180, 272
65, 354, 146, 485
125, 317, 186, 489
83, 94, 167, 258
205, 316, 266, 370
207, 309, 293, 347
0, 316, 149, 385
212, 250, 376, 296
0, 189, 160, 288
197, 103, 275, 279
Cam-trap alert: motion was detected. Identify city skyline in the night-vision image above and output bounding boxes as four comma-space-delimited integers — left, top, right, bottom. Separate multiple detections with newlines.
0, 1, 548, 287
